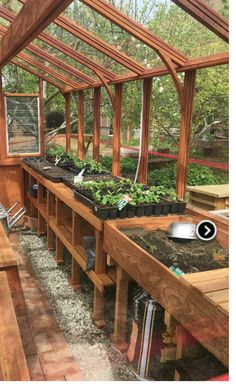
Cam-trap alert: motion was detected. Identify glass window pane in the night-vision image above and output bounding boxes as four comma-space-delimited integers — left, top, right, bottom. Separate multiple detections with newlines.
5, 96, 40, 155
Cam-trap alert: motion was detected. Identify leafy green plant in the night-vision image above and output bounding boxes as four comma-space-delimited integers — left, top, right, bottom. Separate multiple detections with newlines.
120, 158, 138, 174
100, 156, 112, 171
46, 145, 66, 158
148, 163, 227, 188
74, 159, 106, 174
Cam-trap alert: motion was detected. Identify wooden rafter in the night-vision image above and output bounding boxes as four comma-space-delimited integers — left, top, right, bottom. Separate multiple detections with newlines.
0, 0, 73, 68
0, 24, 94, 86
0, 6, 116, 82
16, 52, 79, 89
18, 0, 146, 75
26, 44, 94, 86
79, 0, 188, 65
172, 0, 229, 43
54, 15, 146, 75
64, 52, 228, 92
10, 58, 65, 90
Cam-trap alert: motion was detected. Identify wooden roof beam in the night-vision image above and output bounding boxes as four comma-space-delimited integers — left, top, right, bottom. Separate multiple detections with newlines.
0, 6, 116, 82
0, 28, 78, 88
79, 0, 188, 66
64, 52, 228, 92
18, 0, 146, 75
0, 0, 73, 68
10, 59, 65, 90
0, 24, 94, 85
53, 15, 146, 75
172, 0, 229, 43
18, 52, 79, 89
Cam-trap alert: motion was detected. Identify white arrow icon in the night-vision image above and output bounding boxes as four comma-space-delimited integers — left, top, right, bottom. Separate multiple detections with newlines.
196, 220, 217, 241
204, 225, 211, 236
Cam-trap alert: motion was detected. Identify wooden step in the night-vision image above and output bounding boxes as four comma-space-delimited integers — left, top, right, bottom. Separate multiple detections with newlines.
0, 271, 30, 381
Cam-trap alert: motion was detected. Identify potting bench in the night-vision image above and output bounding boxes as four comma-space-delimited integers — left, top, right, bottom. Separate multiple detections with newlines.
103, 207, 229, 367
22, 162, 115, 327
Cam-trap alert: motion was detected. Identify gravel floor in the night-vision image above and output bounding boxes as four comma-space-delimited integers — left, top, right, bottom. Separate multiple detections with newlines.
17, 227, 136, 381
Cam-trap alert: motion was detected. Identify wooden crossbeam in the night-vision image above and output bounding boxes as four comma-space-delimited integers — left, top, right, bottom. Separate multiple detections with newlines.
0, 0, 73, 68
79, 0, 188, 65
0, 6, 116, 81
172, 0, 229, 43
64, 52, 228, 92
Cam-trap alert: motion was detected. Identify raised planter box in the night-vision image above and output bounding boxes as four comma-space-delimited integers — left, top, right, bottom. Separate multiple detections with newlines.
103, 208, 229, 367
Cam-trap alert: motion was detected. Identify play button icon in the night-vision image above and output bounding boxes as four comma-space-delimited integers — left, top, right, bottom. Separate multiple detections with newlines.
196, 220, 217, 241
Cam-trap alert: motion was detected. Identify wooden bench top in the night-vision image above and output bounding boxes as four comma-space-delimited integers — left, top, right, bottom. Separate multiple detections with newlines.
187, 184, 229, 198
0, 271, 30, 381
180, 268, 229, 316
0, 223, 17, 269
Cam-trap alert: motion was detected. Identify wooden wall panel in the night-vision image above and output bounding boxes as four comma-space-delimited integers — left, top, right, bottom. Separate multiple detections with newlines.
0, 165, 24, 207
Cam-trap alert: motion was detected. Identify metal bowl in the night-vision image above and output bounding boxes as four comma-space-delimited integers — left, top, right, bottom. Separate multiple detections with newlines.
167, 221, 197, 241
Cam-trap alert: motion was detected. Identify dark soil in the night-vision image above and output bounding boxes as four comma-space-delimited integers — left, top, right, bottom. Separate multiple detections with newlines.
127, 228, 228, 274
23, 157, 73, 182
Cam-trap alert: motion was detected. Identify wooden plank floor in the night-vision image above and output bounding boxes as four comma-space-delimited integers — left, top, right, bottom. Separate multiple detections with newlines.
9, 232, 84, 381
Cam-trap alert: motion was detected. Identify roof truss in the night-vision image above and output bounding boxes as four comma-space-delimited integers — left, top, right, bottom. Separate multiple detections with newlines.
0, 24, 94, 86
0, 6, 116, 81
10, 58, 65, 90
79, 0, 188, 65
18, 0, 146, 75
172, 0, 229, 43
0, 0, 73, 68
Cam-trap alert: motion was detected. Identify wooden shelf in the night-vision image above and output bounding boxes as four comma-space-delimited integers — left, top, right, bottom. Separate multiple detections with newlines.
49, 218, 114, 293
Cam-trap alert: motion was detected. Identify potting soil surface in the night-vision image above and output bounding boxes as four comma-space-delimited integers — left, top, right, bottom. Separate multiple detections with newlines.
128, 228, 228, 274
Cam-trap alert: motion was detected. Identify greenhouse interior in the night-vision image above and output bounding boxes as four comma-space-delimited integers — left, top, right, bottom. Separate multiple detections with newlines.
0, 0, 229, 381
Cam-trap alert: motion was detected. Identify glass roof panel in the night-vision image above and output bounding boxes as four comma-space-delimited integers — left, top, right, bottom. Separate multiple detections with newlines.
61, 1, 163, 70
